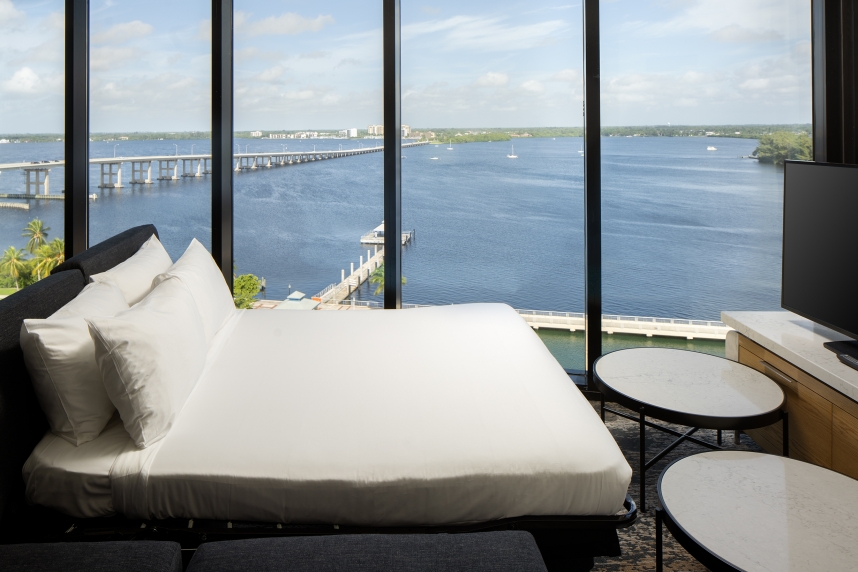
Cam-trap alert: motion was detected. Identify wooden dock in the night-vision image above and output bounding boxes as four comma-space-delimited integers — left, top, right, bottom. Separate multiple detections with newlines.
360, 223, 414, 246
313, 247, 385, 304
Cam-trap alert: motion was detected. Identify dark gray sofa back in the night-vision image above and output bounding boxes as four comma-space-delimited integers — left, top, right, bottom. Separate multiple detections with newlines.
53, 224, 159, 282
0, 224, 158, 525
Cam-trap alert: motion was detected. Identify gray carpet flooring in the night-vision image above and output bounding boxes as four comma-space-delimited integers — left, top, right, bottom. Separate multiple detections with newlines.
589, 399, 765, 571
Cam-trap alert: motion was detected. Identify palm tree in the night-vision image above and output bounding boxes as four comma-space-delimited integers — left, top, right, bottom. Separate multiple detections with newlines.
1, 246, 29, 290
22, 219, 50, 254
369, 264, 406, 296
32, 238, 65, 280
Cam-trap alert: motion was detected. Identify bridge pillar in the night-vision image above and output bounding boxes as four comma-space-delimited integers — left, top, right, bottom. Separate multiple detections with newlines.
195, 159, 202, 177
98, 162, 124, 188
251, 157, 258, 170
235, 157, 242, 172
157, 160, 178, 181
203, 158, 211, 174
181, 158, 195, 177
23, 168, 51, 195
130, 161, 152, 184
266, 156, 272, 168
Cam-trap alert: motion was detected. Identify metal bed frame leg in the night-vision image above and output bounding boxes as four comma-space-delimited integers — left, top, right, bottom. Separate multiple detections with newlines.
783, 411, 790, 457
716, 429, 722, 446
639, 407, 646, 513
656, 508, 663, 572
600, 394, 605, 422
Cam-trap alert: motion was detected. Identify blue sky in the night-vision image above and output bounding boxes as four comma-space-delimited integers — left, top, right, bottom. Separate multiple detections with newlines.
0, 0, 811, 133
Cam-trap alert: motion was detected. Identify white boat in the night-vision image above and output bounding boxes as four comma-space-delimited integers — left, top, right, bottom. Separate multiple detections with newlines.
447, 140, 453, 150
578, 145, 584, 155
707, 146, 717, 151
507, 145, 518, 159
430, 157, 439, 160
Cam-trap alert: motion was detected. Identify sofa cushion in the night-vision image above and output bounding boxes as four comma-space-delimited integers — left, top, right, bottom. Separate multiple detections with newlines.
0, 541, 182, 572
186, 532, 548, 572
52, 224, 159, 283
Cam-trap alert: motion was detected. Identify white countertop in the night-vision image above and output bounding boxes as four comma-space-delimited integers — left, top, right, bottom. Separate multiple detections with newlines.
721, 311, 858, 402
661, 451, 858, 571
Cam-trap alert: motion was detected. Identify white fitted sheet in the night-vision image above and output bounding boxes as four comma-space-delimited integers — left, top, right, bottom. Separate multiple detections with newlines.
25, 304, 631, 525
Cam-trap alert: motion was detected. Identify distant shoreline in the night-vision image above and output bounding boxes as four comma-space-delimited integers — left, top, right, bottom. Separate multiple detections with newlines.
1, 124, 811, 144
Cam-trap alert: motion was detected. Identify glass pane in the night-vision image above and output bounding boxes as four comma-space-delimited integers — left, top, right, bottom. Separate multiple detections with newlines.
88, 2, 212, 259
233, 1, 383, 309
601, 0, 812, 357
0, 1, 65, 293
400, 1, 586, 370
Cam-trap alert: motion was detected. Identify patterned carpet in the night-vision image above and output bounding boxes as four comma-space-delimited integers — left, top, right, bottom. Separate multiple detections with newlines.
589, 399, 765, 571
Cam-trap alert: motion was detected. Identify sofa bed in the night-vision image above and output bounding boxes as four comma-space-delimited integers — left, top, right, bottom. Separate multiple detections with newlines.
0, 225, 634, 571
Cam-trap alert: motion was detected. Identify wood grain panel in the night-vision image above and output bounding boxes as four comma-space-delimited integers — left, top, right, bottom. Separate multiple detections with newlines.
738, 343, 833, 467
833, 406, 858, 480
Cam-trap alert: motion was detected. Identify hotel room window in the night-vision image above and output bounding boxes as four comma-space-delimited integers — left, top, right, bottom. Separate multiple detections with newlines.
0, 1, 65, 294
87, 1, 213, 261
399, 0, 587, 370
232, 0, 384, 309
600, 0, 812, 357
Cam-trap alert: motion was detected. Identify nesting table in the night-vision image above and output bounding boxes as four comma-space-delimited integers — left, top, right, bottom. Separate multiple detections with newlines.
593, 348, 788, 511
656, 451, 858, 571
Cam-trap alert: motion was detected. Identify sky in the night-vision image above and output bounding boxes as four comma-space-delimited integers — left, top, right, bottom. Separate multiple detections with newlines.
0, 0, 812, 133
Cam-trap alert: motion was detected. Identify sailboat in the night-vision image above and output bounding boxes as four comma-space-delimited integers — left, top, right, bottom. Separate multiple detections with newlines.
578, 144, 584, 156
507, 145, 518, 159
447, 140, 453, 151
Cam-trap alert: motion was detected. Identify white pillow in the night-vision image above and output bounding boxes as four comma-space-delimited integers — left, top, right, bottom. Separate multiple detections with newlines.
154, 238, 235, 345
89, 234, 172, 305
20, 281, 128, 445
87, 277, 208, 448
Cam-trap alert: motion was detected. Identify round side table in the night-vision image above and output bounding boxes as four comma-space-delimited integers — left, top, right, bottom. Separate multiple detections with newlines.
593, 348, 787, 511
657, 451, 858, 571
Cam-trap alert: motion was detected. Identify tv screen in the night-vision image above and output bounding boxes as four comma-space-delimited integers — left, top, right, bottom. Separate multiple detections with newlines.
782, 161, 858, 341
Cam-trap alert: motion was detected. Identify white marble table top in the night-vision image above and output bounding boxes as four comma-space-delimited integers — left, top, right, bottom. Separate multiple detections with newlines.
660, 452, 858, 571
595, 348, 784, 419
722, 311, 858, 403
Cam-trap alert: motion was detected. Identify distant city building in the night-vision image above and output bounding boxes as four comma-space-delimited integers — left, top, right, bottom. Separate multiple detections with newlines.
251, 131, 263, 137
269, 134, 288, 139
401, 124, 411, 138
367, 124, 384, 136
347, 128, 358, 138
119, 136, 129, 140
0, 139, 9, 144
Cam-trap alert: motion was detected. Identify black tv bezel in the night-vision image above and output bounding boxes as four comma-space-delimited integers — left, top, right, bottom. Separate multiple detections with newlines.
782, 160, 858, 342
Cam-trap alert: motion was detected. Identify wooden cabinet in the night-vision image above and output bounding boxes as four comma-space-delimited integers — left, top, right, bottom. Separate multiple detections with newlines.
737, 334, 858, 480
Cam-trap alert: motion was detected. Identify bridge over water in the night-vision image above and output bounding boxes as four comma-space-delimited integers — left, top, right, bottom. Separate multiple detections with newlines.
0, 141, 429, 197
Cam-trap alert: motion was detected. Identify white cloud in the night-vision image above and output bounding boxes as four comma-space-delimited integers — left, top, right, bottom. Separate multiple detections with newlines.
551, 68, 579, 82
403, 15, 568, 52
475, 72, 509, 87
521, 80, 545, 93
90, 46, 142, 71
237, 11, 335, 36
256, 65, 285, 82
92, 20, 153, 45
197, 18, 211, 41
0, 0, 25, 29
709, 24, 782, 44
3, 67, 40, 93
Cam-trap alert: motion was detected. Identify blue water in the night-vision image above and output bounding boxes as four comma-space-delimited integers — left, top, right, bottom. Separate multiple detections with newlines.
0, 136, 783, 351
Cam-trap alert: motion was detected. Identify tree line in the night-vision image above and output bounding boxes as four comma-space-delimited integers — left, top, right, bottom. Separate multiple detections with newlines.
0, 220, 65, 291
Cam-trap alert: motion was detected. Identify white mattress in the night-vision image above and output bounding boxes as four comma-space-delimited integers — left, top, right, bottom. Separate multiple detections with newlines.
24, 304, 631, 525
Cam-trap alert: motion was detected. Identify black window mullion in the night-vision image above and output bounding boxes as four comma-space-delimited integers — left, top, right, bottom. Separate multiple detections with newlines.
212, 0, 234, 290
383, 0, 402, 309
64, 0, 89, 259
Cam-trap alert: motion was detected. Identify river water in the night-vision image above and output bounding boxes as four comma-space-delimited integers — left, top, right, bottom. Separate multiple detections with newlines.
0, 135, 783, 367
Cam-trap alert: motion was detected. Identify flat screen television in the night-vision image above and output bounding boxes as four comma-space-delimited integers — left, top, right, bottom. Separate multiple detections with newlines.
782, 161, 858, 359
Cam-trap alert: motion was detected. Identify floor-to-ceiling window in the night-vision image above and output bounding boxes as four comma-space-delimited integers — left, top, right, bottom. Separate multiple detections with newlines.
0, 0, 65, 294
88, 1, 212, 260
232, 1, 383, 306
600, 0, 812, 357
397, 0, 587, 369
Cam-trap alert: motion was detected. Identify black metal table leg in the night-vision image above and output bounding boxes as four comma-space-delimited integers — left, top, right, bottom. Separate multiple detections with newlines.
783, 410, 790, 457
656, 508, 663, 572
717, 429, 722, 445
640, 407, 646, 512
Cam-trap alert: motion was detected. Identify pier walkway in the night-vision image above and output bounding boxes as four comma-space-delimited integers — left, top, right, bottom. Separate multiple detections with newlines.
276, 299, 730, 340
313, 247, 385, 304
0, 141, 429, 196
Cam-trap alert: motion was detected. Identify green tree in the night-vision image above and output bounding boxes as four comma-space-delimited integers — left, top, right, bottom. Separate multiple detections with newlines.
753, 131, 813, 165
32, 238, 65, 280
369, 264, 406, 296
233, 273, 262, 309
0, 246, 30, 290
22, 219, 50, 254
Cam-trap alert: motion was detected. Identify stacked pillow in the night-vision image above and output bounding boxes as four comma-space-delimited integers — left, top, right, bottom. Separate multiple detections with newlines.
21, 234, 237, 449
20, 281, 130, 446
